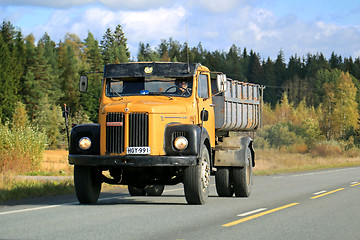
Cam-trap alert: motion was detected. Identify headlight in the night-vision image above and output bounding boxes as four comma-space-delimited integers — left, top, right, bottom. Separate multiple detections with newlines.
174, 136, 188, 150
79, 137, 92, 150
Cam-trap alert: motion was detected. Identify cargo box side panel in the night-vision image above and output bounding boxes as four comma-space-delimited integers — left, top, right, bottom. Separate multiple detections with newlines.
213, 81, 260, 132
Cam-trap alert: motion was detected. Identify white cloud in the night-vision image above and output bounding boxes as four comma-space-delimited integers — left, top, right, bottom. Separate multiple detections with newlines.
190, 0, 246, 13
0, 0, 95, 8
0, 0, 174, 10
224, 6, 360, 59
32, 6, 187, 56
99, 0, 171, 10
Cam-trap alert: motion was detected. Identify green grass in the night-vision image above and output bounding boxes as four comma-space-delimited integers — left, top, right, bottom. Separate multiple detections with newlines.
0, 177, 74, 203
254, 161, 360, 176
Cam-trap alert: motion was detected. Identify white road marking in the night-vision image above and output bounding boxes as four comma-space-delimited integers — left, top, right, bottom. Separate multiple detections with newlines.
293, 168, 357, 177
0, 195, 127, 216
351, 181, 358, 184
0, 205, 63, 216
313, 190, 327, 195
237, 208, 267, 217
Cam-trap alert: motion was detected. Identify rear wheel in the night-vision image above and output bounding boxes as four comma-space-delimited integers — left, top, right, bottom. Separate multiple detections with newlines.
183, 146, 210, 205
128, 185, 147, 196
74, 165, 102, 204
146, 185, 165, 196
215, 167, 234, 197
233, 148, 252, 197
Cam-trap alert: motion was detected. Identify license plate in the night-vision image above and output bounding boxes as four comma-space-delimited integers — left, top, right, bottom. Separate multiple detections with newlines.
126, 147, 151, 155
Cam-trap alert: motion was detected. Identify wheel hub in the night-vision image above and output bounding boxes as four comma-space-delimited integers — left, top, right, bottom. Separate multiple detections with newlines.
201, 159, 210, 189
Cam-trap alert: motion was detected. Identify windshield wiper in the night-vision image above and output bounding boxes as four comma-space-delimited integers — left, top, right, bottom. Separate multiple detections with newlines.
110, 86, 123, 99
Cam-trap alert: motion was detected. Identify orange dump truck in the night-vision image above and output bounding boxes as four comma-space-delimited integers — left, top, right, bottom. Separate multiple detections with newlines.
69, 62, 261, 205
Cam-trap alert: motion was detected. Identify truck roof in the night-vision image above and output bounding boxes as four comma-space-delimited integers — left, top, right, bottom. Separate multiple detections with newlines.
104, 62, 199, 78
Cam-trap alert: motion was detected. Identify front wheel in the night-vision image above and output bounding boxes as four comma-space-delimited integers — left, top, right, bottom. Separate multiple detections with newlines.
183, 146, 211, 205
233, 148, 252, 197
74, 165, 102, 204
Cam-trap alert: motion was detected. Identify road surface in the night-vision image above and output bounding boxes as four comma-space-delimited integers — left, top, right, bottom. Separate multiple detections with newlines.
1, 166, 360, 239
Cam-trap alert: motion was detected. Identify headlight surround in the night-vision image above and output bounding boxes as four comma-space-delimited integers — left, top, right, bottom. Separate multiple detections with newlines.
174, 136, 188, 150
79, 137, 92, 150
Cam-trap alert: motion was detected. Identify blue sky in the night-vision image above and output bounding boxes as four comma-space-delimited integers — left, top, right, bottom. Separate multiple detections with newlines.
1, 0, 359, 61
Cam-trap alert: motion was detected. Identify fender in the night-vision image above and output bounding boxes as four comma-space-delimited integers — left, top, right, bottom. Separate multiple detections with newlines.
69, 123, 100, 155
214, 136, 254, 167
164, 124, 210, 157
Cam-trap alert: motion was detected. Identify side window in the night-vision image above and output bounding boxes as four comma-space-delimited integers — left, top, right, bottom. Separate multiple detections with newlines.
198, 74, 209, 99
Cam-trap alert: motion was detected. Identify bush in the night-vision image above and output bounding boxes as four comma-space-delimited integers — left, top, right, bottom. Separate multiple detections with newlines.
310, 141, 343, 157
0, 124, 47, 172
260, 123, 302, 149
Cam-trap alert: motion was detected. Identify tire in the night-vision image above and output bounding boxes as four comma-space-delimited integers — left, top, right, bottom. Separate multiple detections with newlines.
183, 146, 211, 205
146, 185, 165, 196
128, 185, 147, 196
233, 148, 252, 197
74, 165, 102, 204
215, 167, 234, 197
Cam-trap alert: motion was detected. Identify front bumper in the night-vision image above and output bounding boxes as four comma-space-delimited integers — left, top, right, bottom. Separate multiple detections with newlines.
69, 154, 198, 167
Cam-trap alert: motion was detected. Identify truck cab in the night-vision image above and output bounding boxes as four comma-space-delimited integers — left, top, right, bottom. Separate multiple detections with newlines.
69, 62, 260, 205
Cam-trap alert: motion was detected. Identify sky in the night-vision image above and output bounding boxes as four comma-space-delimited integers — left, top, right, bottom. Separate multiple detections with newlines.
0, 0, 360, 61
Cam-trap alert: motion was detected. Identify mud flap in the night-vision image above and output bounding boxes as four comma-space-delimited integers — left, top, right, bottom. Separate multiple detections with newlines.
214, 136, 253, 167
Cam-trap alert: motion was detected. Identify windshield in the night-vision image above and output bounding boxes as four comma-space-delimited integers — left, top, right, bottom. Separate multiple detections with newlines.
106, 76, 193, 97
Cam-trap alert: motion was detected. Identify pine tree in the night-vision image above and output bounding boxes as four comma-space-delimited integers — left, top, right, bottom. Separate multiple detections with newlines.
0, 34, 19, 122
58, 42, 80, 112
81, 31, 103, 122
137, 42, 159, 61
101, 25, 130, 64
262, 58, 277, 106
248, 50, 263, 83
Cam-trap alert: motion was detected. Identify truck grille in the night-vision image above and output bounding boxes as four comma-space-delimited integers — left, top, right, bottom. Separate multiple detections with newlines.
129, 113, 149, 147
106, 112, 149, 154
106, 113, 125, 154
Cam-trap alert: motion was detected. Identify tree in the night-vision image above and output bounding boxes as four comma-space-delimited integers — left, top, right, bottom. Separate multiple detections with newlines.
81, 32, 103, 122
0, 34, 19, 122
33, 95, 65, 148
287, 54, 304, 79
262, 58, 277, 106
225, 44, 244, 80
23, 42, 61, 119
137, 42, 159, 61
274, 50, 287, 87
247, 50, 263, 83
12, 101, 29, 129
58, 42, 80, 112
101, 25, 130, 64
319, 70, 358, 140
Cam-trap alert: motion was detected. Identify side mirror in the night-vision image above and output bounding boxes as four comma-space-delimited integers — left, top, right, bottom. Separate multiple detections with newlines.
200, 109, 209, 122
79, 76, 88, 93
216, 74, 227, 93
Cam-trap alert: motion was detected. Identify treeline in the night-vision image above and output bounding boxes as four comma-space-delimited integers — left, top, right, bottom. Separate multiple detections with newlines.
1, 20, 360, 148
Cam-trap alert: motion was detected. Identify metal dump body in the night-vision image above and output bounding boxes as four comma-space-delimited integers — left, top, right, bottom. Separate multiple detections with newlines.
213, 79, 261, 132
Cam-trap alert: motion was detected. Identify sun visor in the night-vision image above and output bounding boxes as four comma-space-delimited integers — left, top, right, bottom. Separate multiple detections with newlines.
104, 62, 198, 78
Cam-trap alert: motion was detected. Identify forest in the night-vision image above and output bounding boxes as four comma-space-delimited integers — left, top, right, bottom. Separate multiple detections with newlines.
1, 19, 360, 166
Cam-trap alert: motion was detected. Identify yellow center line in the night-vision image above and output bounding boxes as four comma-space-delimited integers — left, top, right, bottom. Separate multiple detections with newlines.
310, 188, 345, 199
222, 203, 299, 227
351, 183, 360, 187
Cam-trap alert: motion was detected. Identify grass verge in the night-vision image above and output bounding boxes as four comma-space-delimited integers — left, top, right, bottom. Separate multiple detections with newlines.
254, 148, 360, 175
0, 175, 74, 204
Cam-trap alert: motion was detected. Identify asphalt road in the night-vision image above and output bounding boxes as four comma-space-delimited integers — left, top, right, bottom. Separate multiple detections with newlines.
1, 166, 360, 240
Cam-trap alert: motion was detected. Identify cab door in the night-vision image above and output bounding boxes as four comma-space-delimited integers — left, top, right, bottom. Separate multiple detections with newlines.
196, 72, 215, 147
